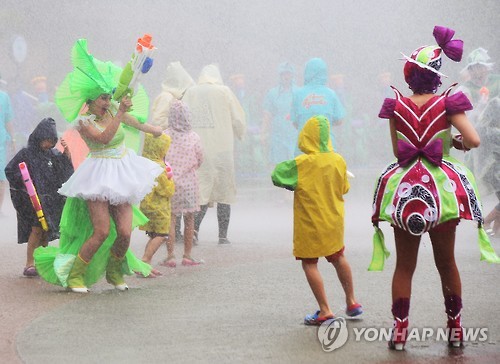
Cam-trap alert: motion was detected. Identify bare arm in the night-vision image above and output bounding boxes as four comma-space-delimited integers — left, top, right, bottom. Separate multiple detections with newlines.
389, 118, 398, 158
121, 113, 163, 137
449, 112, 480, 149
60, 138, 71, 161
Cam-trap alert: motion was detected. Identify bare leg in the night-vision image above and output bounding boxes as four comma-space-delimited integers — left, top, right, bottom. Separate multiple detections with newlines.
78, 200, 111, 262
183, 212, 195, 258
392, 227, 421, 300
429, 227, 461, 297
331, 255, 357, 307
484, 208, 496, 226
142, 236, 167, 263
389, 227, 419, 350
302, 260, 333, 317
484, 199, 500, 234
166, 215, 176, 261
175, 214, 183, 241
26, 226, 44, 267
109, 203, 132, 258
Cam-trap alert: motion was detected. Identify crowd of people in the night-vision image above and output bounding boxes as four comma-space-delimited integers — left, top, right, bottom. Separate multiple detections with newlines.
1, 25, 499, 351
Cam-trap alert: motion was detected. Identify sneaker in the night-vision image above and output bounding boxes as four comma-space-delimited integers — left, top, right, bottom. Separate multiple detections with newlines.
182, 257, 205, 266
447, 313, 463, 348
388, 317, 409, 351
193, 230, 198, 243
23, 266, 38, 277
346, 303, 363, 317
175, 234, 184, 244
218, 237, 231, 245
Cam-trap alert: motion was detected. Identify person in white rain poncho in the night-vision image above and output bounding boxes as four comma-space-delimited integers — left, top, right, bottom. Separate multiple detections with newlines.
151, 61, 195, 130
183, 64, 246, 244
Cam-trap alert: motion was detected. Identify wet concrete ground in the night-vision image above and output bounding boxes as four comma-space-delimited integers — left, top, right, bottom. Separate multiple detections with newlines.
1, 171, 499, 363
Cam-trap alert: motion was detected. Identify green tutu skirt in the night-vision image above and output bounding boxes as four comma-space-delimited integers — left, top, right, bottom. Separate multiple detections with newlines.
34, 197, 152, 288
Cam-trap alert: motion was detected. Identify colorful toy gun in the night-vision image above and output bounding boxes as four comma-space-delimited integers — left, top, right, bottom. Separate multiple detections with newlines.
19, 162, 49, 231
113, 34, 156, 101
165, 161, 173, 179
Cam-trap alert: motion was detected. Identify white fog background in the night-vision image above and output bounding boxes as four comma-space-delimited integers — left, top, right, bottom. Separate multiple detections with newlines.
1, 0, 499, 176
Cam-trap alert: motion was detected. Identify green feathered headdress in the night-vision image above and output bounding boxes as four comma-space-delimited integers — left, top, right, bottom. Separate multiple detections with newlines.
55, 39, 149, 123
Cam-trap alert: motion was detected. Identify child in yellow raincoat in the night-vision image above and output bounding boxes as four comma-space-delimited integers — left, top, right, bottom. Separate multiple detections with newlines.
138, 133, 175, 277
271, 115, 362, 325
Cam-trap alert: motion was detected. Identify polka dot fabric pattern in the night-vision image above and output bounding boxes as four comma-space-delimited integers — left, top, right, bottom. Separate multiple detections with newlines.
165, 129, 203, 215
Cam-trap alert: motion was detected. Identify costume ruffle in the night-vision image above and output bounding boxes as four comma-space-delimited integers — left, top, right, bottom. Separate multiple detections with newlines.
59, 148, 163, 205
445, 92, 473, 114
34, 197, 152, 287
378, 98, 396, 119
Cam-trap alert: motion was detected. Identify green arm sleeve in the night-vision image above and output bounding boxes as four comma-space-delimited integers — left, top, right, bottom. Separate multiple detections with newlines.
271, 160, 298, 191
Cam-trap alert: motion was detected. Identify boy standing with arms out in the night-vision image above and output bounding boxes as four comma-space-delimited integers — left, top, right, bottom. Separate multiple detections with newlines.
272, 115, 362, 325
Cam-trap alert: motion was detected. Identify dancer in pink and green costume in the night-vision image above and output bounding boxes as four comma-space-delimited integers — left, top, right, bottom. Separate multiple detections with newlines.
369, 26, 500, 351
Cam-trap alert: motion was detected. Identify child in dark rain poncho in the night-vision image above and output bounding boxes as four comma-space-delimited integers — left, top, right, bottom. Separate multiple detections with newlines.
5, 117, 73, 277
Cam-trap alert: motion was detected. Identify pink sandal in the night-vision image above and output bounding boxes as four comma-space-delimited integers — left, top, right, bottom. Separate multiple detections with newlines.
181, 257, 204, 266
160, 259, 177, 268
23, 266, 38, 277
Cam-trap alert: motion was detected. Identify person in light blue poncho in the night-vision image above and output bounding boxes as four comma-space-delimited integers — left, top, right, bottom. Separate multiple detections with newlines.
290, 58, 345, 155
262, 62, 299, 166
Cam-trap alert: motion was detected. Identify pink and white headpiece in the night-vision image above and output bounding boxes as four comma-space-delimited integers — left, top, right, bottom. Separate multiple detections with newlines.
402, 26, 464, 78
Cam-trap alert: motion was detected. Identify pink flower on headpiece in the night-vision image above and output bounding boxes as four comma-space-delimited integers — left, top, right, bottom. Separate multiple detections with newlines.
433, 26, 463, 62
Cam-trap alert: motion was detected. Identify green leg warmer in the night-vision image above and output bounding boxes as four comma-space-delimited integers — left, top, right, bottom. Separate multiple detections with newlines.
106, 253, 128, 291
67, 255, 89, 293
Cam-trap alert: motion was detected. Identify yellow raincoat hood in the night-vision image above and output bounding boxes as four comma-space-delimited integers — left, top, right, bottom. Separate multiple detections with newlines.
142, 134, 171, 166
298, 115, 334, 154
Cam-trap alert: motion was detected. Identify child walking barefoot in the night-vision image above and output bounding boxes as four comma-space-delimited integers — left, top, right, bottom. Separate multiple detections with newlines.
272, 115, 362, 325
139, 133, 175, 276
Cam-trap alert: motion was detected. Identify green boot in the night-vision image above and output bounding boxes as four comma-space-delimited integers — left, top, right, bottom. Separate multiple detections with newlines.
106, 253, 128, 291
67, 255, 90, 293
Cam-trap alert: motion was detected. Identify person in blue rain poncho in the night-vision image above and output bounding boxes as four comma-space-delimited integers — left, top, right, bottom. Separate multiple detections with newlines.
261, 62, 299, 166
290, 57, 345, 155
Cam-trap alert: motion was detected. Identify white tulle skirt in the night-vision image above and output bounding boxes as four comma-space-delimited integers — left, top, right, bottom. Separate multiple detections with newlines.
59, 148, 163, 205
